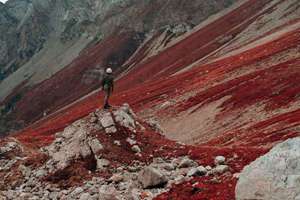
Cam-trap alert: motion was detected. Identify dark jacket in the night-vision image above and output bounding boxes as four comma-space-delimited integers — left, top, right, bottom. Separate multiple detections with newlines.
102, 73, 114, 92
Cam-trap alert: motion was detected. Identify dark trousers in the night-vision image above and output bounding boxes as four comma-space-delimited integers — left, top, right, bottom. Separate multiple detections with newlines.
103, 86, 112, 108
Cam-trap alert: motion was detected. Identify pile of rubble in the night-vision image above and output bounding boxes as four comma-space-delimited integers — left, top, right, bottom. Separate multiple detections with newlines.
0, 104, 231, 199
1, 155, 230, 200
0, 140, 23, 172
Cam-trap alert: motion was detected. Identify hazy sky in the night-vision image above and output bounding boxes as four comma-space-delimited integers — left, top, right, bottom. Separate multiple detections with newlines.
0, 0, 8, 3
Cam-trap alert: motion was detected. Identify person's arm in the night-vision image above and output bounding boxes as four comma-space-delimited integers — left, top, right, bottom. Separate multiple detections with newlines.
101, 77, 105, 88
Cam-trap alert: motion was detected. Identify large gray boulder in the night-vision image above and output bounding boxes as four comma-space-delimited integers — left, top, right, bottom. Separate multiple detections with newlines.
236, 137, 300, 200
45, 119, 103, 169
138, 166, 168, 189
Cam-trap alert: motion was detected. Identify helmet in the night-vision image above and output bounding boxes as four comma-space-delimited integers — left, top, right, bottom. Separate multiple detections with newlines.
106, 68, 112, 74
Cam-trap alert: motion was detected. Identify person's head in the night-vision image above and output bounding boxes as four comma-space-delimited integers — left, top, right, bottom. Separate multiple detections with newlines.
106, 68, 112, 74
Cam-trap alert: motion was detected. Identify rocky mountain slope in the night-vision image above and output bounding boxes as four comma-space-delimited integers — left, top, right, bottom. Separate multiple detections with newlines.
0, 105, 239, 199
0, 0, 300, 199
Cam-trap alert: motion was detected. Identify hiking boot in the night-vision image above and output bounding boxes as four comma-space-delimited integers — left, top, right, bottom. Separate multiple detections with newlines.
104, 104, 111, 109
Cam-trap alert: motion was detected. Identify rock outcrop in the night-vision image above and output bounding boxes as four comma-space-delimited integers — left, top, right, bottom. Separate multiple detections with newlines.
236, 137, 300, 200
0, 104, 232, 199
43, 104, 141, 172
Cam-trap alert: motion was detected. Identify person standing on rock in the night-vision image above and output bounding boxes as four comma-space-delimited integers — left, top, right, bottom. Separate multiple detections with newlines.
102, 68, 114, 109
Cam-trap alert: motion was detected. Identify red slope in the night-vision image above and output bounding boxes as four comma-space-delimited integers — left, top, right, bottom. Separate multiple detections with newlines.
115, 0, 274, 91
15, 23, 300, 150
10, 0, 273, 127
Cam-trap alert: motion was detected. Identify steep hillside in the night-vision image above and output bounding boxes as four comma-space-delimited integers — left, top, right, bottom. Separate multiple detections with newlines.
0, 0, 300, 199
0, 0, 237, 134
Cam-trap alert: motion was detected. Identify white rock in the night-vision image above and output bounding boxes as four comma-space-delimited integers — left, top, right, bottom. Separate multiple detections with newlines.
72, 187, 84, 196
79, 193, 91, 200
205, 166, 212, 171
131, 145, 141, 153
113, 108, 136, 131
213, 165, 229, 174
48, 122, 95, 169
105, 126, 117, 134
215, 156, 226, 165
109, 174, 123, 183
236, 137, 300, 200
178, 157, 198, 168
113, 140, 121, 146
88, 138, 103, 153
96, 158, 110, 170
126, 138, 137, 146
35, 169, 47, 178
100, 113, 114, 128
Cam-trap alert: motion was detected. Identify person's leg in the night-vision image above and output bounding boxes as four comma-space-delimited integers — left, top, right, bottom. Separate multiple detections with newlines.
106, 89, 111, 107
104, 90, 109, 109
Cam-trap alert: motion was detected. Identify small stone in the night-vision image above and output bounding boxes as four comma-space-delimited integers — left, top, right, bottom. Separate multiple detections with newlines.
215, 156, 226, 166
19, 165, 31, 178
118, 182, 128, 191
128, 166, 140, 173
187, 166, 207, 177
100, 113, 115, 128
109, 174, 123, 183
113, 140, 121, 146
88, 138, 103, 153
163, 163, 176, 171
20, 192, 31, 198
73, 187, 84, 195
178, 157, 198, 168
35, 169, 47, 178
105, 126, 117, 134
126, 138, 137, 146
79, 193, 91, 200
49, 191, 59, 200
213, 165, 229, 174
205, 166, 212, 171
89, 116, 98, 123
97, 158, 110, 170
131, 145, 141, 153
98, 185, 119, 199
